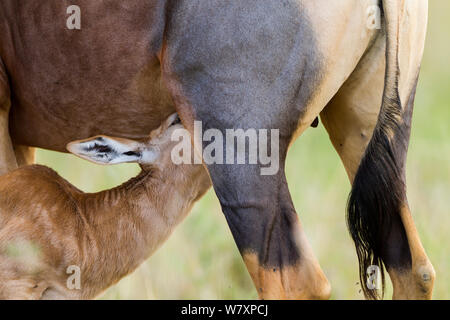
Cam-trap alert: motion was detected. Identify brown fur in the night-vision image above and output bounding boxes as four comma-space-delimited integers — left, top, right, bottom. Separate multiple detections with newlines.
0, 0, 174, 152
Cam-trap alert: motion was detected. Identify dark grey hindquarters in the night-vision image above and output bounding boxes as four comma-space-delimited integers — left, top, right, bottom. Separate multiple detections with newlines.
163, 0, 323, 267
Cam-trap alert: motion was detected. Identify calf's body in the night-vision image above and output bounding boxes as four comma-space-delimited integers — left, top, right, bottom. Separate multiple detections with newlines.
0, 117, 210, 299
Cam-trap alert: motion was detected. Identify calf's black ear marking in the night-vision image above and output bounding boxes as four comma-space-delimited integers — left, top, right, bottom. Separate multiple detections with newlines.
85, 144, 113, 154
123, 151, 141, 157
172, 115, 181, 125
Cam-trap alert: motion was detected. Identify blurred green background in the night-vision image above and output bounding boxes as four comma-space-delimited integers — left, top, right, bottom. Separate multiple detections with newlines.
36, 2, 449, 300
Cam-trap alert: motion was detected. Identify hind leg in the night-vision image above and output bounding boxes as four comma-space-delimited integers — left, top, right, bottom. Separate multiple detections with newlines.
0, 60, 18, 175
163, 80, 331, 299
162, 1, 335, 299
207, 166, 331, 299
321, 29, 434, 299
13, 145, 36, 166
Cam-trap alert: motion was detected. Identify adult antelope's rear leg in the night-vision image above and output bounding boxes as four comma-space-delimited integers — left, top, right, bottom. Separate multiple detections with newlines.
162, 0, 331, 299
197, 164, 330, 299
0, 59, 18, 175
164, 83, 331, 300
321, 5, 434, 299
13, 145, 36, 167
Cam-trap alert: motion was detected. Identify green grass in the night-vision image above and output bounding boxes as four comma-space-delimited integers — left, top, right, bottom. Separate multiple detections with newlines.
36, 2, 449, 300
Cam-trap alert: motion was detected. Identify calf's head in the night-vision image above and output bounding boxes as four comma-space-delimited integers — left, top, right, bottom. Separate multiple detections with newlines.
66, 113, 183, 171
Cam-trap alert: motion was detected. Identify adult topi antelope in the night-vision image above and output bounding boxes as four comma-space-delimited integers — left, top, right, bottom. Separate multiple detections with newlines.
0, 114, 210, 299
0, 0, 434, 299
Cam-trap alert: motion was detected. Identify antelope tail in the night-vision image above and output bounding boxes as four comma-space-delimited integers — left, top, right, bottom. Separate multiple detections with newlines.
347, 0, 406, 300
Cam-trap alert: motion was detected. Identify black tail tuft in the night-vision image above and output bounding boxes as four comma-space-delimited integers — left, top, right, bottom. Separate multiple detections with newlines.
347, 98, 405, 299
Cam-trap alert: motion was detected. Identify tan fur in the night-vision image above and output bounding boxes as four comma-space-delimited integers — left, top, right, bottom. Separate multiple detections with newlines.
0, 111, 18, 175
0, 57, 19, 174
0, 120, 211, 300
243, 217, 331, 300
289, 0, 381, 144
13, 145, 36, 167
320, 26, 386, 183
387, 206, 435, 299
